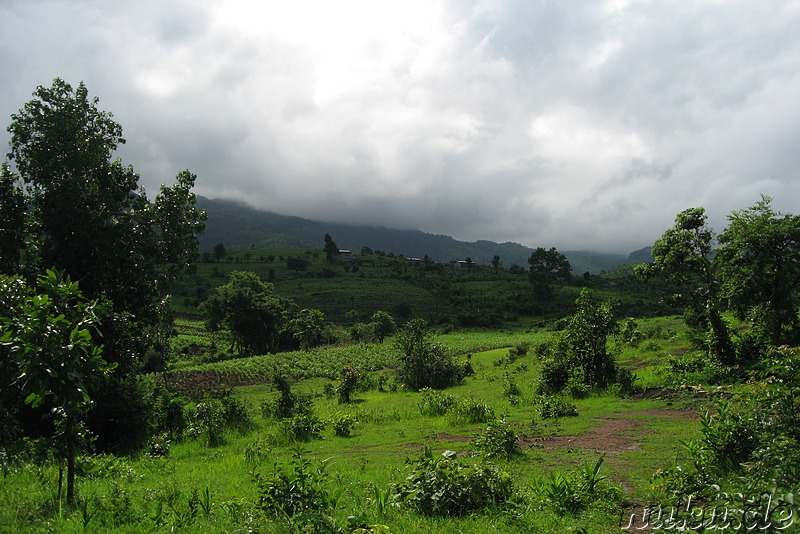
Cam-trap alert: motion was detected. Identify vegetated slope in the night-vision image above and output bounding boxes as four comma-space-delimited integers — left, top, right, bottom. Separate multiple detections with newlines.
170, 245, 678, 328
196, 196, 631, 273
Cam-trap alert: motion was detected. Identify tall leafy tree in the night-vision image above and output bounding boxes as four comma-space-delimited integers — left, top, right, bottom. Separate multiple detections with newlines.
0, 164, 26, 274
370, 310, 396, 343
717, 196, 800, 346
202, 271, 287, 355
527, 247, 571, 298
635, 208, 734, 364
3, 79, 205, 449
323, 233, 338, 263
491, 255, 502, 274
289, 308, 327, 351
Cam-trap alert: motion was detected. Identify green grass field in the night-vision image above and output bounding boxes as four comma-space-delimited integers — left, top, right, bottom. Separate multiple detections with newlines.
0, 319, 714, 533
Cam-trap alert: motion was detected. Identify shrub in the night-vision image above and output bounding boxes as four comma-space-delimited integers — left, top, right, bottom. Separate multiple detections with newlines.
565, 376, 591, 399
253, 452, 338, 521
261, 374, 314, 419
186, 401, 225, 446
501, 373, 522, 398
395, 319, 468, 390
418, 388, 456, 416
507, 342, 530, 362
448, 399, 495, 425
390, 448, 514, 516
185, 391, 250, 447
532, 395, 578, 419
336, 365, 360, 404
278, 414, 326, 442
472, 419, 522, 460
330, 413, 358, 438
533, 455, 622, 516
536, 356, 571, 395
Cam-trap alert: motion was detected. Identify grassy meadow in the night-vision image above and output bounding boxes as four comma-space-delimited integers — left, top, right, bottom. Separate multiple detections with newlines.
1, 313, 718, 533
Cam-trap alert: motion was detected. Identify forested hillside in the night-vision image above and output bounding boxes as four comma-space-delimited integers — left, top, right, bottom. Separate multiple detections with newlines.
196, 196, 638, 274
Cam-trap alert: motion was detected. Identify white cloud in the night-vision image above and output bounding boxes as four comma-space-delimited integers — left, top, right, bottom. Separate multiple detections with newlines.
1, 0, 799, 254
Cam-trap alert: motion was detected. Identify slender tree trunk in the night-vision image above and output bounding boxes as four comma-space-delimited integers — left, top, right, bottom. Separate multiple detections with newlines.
65, 414, 76, 506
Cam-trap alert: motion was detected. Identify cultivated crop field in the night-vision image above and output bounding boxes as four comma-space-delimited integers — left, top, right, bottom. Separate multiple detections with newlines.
1, 318, 717, 533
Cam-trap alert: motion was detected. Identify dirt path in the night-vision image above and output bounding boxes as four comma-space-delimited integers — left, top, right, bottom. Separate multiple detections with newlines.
520, 408, 699, 454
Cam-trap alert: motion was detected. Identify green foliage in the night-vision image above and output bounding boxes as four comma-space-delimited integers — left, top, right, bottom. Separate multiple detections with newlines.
202, 271, 287, 355
661, 352, 740, 386
253, 452, 338, 523
618, 318, 644, 347
261, 373, 314, 419
370, 310, 396, 343
0, 164, 25, 274
330, 413, 358, 438
391, 448, 514, 516
636, 207, 735, 363
3, 79, 205, 453
186, 391, 252, 447
448, 398, 496, 425
533, 456, 622, 516
0, 270, 113, 503
717, 196, 800, 346
336, 365, 360, 404
654, 346, 800, 506
535, 290, 624, 394
507, 342, 530, 362
417, 388, 457, 416
323, 233, 338, 263
289, 308, 328, 351
528, 247, 571, 298
472, 419, 522, 460
395, 319, 469, 391
532, 395, 579, 419
278, 414, 326, 442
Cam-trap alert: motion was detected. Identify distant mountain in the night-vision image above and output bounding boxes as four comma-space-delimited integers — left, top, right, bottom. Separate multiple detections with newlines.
626, 246, 654, 264
196, 196, 639, 274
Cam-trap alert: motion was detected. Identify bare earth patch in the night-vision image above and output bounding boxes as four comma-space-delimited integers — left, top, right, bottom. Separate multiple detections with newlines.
520, 408, 699, 454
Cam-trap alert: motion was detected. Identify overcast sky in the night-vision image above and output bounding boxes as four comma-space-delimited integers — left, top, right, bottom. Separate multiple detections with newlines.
2, 0, 799, 254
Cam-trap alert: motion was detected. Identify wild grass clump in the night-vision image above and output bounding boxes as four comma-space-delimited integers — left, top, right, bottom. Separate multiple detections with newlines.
417, 388, 456, 416
532, 455, 623, 516
448, 398, 496, 426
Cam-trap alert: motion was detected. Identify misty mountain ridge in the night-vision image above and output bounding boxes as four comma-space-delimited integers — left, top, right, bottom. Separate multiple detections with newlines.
197, 196, 652, 274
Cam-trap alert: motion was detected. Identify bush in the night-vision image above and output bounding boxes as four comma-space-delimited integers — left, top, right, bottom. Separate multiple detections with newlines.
565, 376, 590, 399
532, 395, 578, 419
390, 448, 514, 516
395, 319, 468, 391
533, 455, 622, 516
448, 399, 495, 425
501, 374, 522, 398
330, 413, 358, 438
253, 452, 338, 523
336, 365, 360, 404
261, 374, 314, 419
536, 357, 571, 395
472, 419, 522, 460
278, 414, 326, 442
418, 388, 456, 416
186, 391, 252, 447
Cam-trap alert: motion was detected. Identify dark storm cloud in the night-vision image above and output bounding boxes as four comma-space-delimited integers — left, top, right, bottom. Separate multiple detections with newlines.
2, 0, 799, 254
